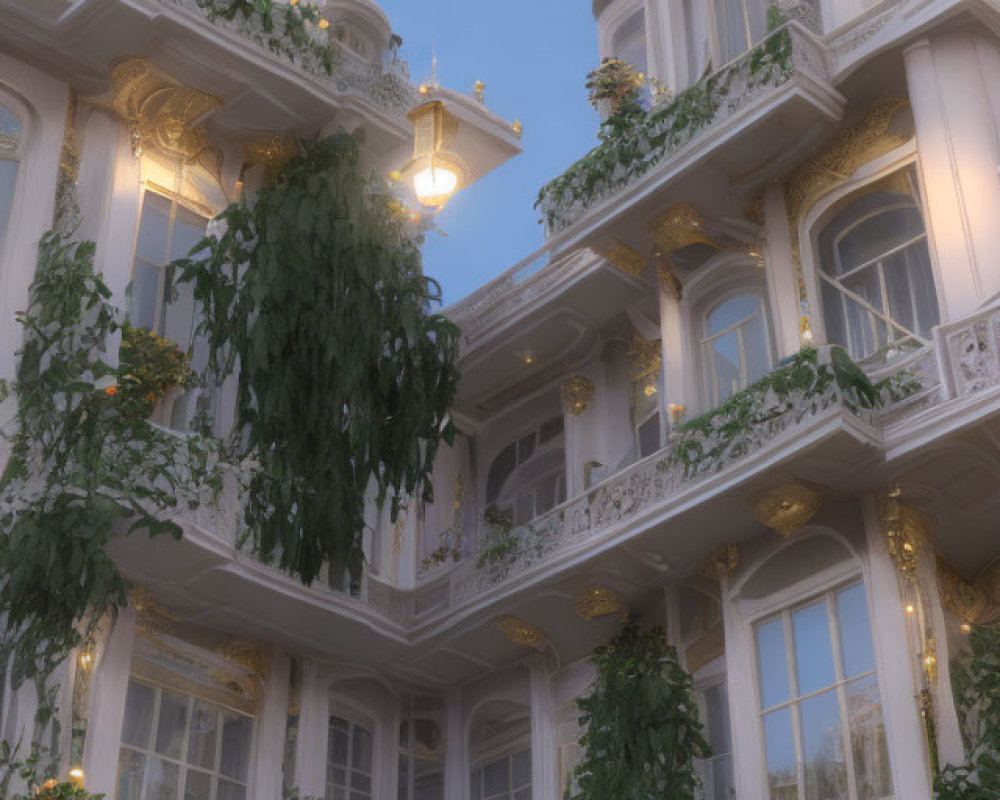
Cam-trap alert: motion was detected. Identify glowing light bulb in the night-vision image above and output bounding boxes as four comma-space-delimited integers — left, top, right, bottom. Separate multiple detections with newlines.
69, 767, 85, 787
961, 622, 972, 634
905, 603, 915, 614
413, 164, 458, 208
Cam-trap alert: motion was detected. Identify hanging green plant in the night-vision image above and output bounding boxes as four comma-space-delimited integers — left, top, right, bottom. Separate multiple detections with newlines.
0, 230, 222, 697
177, 132, 461, 586
569, 621, 710, 800
116, 326, 198, 418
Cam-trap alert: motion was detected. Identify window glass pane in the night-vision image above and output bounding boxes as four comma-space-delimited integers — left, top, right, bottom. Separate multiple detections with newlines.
836, 583, 876, 678
704, 683, 732, 756
329, 720, 349, 766
756, 617, 791, 708
840, 268, 885, 360
538, 416, 564, 444
121, 682, 156, 748
800, 688, 848, 799
836, 206, 924, 273
709, 755, 735, 800
517, 433, 536, 465
883, 240, 938, 338
146, 756, 181, 800
352, 773, 372, 793
129, 258, 162, 331
327, 787, 347, 800
136, 192, 172, 264
792, 599, 836, 696
217, 779, 247, 800
328, 765, 347, 786
352, 725, 373, 772
513, 789, 531, 800
219, 710, 253, 781
183, 768, 213, 800
763, 708, 797, 800
0, 158, 18, 255
187, 700, 219, 770
512, 748, 531, 789
470, 768, 482, 800
398, 754, 410, 800
483, 758, 510, 797
706, 329, 741, 404
487, 443, 518, 504
742, 310, 770, 385
845, 675, 892, 798
170, 205, 207, 261
155, 690, 190, 760
707, 294, 759, 336
116, 747, 146, 800
0, 107, 22, 142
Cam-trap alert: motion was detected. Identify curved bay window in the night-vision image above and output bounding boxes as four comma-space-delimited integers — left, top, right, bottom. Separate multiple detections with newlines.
714, 0, 768, 63
486, 418, 565, 526
611, 9, 648, 75
0, 102, 23, 257
817, 166, 939, 363
700, 292, 773, 408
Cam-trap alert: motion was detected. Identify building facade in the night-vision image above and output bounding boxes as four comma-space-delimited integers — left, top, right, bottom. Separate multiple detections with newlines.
2, 0, 1000, 798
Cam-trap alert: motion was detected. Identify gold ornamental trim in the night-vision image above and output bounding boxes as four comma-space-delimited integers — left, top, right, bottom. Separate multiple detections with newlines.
244, 134, 300, 169
627, 332, 661, 405
937, 557, 1000, 627
212, 639, 270, 703
561, 376, 594, 416
592, 238, 646, 276
574, 587, 623, 621
110, 57, 222, 161
497, 615, 546, 648
750, 484, 821, 538
651, 204, 719, 254
700, 545, 739, 582
130, 586, 179, 637
879, 484, 930, 576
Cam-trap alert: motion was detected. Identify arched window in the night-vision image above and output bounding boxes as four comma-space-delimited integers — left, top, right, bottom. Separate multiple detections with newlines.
486, 417, 565, 526
817, 166, 939, 363
0, 103, 24, 257
700, 291, 772, 407
611, 9, 648, 74
327, 715, 373, 799
399, 718, 444, 800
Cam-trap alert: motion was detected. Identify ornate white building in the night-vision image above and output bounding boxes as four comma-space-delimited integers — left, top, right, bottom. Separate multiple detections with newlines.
2, 0, 1000, 798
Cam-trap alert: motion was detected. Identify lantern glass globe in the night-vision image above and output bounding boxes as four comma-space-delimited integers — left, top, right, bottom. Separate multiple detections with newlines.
413, 164, 458, 208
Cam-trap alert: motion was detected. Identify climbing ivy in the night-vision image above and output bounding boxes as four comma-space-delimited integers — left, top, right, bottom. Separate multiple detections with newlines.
569, 621, 710, 800
0, 230, 222, 768
177, 133, 461, 586
936, 625, 1000, 799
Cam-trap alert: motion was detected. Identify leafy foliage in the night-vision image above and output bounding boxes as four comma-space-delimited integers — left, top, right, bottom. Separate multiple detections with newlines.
177, 133, 461, 585
936, 625, 1000, 798
668, 346, 919, 477
536, 27, 795, 233
193, 0, 341, 77
117, 326, 197, 418
0, 231, 222, 693
0, 740, 103, 799
569, 621, 710, 800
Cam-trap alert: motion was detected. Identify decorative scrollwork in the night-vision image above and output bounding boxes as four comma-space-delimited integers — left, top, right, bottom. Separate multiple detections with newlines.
700, 545, 739, 582
592, 238, 646, 276
750, 483, 821, 538
562, 376, 595, 416
574, 586, 623, 621
496, 615, 546, 648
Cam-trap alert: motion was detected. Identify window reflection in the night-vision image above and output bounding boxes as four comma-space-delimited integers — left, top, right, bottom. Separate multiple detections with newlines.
701, 293, 772, 407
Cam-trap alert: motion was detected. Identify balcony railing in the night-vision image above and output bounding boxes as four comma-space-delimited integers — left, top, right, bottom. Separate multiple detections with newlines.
534, 22, 831, 235
165, 0, 418, 116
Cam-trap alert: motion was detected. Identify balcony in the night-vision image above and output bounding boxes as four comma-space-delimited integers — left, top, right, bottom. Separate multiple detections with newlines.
534, 21, 842, 244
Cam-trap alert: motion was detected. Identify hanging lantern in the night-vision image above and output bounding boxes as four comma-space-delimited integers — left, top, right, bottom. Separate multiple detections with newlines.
404, 100, 467, 209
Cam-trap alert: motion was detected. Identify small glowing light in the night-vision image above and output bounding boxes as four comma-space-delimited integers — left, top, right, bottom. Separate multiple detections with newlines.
523, 354, 534, 365
413, 164, 458, 208
42, 778, 59, 790
961, 622, 973, 634
802, 328, 814, 342
408, 211, 421, 223
318, 18, 330, 29
924, 655, 936, 667
418, 84, 431, 95
68, 767, 85, 787
388, 170, 402, 182
905, 603, 915, 614
79, 650, 92, 666
643, 382, 658, 397
903, 542, 914, 553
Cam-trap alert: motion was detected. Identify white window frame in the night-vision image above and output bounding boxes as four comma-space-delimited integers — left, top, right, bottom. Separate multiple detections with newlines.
698, 288, 774, 409
0, 92, 28, 273
693, 655, 735, 800
813, 163, 937, 361
326, 714, 374, 800
470, 746, 532, 800
116, 678, 256, 800
800, 144, 943, 353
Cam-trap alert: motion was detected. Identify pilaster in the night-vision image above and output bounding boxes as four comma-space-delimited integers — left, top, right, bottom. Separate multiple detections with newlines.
527, 655, 559, 800
762, 181, 802, 358
444, 687, 468, 800
252, 650, 291, 800
294, 659, 328, 797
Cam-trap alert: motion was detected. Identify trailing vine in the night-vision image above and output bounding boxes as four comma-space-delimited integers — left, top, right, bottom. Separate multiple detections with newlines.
184, 0, 341, 78
0, 230, 222, 773
668, 346, 920, 477
569, 621, 709, 800
936, 625, 1000, 799
536, 26, 795, 233
177, 133, 461, 586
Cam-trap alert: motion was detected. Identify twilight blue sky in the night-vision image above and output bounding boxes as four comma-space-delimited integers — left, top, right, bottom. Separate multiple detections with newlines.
379, 0, 602, 305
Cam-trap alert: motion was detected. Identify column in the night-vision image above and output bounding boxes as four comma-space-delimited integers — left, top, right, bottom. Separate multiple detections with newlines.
658, 275, 691, 421
293, 659, 328, 797
252, 651, 291, 800
763, 181, 803, 358
82, 608, 136, 796
860, 496, 934, 800
527, 655, 559, 800
904, 33, 1000, 321
444, 687, 468, 800
720, 576, 768, 799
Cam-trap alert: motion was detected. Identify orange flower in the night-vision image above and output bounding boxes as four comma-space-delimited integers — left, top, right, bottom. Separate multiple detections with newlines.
146, 391, 157, 405
105, 385, 117, 397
